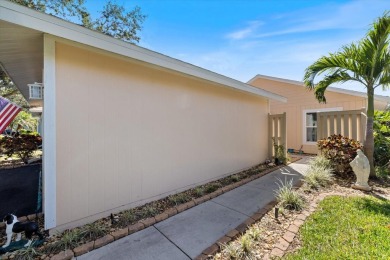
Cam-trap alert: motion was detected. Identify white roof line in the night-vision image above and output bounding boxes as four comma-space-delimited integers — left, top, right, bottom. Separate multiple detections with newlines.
0, 1, 287, 102
248, 74, 390, 103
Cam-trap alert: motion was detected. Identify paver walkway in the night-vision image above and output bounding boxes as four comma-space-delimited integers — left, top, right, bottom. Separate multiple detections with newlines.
78, 157, 310, 260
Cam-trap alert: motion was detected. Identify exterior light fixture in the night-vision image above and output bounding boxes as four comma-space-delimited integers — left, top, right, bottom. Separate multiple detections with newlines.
28, 83, 43, 99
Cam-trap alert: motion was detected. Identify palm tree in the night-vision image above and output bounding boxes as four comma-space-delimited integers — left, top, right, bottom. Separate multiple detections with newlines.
303, 12, 390, 177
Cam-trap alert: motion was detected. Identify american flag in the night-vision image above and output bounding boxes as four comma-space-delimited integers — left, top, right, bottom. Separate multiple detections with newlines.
0, 96, 21, 133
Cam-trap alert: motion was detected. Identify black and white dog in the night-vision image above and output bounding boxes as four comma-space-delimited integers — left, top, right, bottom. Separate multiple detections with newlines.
2, 214, 43, 248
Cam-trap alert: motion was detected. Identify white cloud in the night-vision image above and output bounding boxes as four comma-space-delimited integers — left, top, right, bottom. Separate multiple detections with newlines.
157, 0, 390, 96
224, 0, 389, 41
225, 21, 263, 40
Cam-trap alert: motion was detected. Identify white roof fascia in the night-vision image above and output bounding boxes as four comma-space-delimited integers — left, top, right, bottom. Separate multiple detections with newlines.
0, 1, 286, 103
249, 74, 390, 103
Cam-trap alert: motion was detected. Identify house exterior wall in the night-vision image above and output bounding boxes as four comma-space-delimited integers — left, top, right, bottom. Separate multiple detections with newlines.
54, 42, 269, 229
249, 77, 370, 154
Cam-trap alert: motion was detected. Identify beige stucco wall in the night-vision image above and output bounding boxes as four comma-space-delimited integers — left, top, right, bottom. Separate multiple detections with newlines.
54, 42, 269, 229
250, 77, 370, 154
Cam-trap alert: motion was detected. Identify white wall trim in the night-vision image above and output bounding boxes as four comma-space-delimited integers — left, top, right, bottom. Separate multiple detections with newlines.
43, 34, 56, 229
302, 107, 343, 145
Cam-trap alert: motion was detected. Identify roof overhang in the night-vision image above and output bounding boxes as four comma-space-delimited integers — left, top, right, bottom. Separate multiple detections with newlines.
248, 74, 390, 103
0, 1, 287, 104
0, 19, 43, 107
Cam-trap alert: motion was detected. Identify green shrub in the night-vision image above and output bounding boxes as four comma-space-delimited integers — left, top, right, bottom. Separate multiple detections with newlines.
375, 165, 390, 178
317, 134, 362, 176
0, 134, 42, 163
275, 178, 305, 211
273, 137, 287, 165
374, 111, 390, 167
230, 174, 240, 182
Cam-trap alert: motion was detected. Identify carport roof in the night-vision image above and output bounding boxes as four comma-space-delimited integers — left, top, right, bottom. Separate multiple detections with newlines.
0, 1, 287, 106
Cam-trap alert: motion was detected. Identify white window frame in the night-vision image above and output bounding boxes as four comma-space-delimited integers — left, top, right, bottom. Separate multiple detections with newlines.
28, 83, 44, 99
302, 107, 343, 145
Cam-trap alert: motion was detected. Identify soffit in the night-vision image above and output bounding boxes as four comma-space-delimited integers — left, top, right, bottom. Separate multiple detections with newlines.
0, 20, 43, 107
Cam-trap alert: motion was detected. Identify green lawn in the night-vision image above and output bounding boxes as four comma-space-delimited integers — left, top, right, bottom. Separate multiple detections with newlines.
285, 195, 390, 260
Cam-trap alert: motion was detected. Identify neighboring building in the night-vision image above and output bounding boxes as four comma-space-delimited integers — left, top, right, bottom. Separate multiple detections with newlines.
0, 2, 285, 231
248, 74, 390, 154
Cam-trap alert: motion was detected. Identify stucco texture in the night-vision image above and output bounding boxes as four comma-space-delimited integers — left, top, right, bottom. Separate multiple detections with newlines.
55, 42, 269, 228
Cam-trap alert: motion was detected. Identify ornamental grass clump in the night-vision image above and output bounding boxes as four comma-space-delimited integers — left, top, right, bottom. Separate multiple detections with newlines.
81, 222, 107, 241
13, 245, 42, 260
275, 178, 305, 211
221, 243, 242, 259
239, 234, 254, 255
43, 229, 83, 254
168, 193, 191, 206
304, 156, 334, 190
308, 155, 333, 170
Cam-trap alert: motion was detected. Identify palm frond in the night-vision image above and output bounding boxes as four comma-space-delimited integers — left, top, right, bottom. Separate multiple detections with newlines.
303, 12, 390, 104
314, 70, 355, 103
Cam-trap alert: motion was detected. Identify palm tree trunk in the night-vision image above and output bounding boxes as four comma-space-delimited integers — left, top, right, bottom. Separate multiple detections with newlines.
364, 86, 375, 177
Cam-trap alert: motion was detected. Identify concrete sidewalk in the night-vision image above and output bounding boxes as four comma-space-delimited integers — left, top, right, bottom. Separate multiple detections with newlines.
78, 158, 309, 260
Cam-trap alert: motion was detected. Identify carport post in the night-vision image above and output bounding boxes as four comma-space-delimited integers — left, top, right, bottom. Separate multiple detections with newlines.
43, 34, 56, 230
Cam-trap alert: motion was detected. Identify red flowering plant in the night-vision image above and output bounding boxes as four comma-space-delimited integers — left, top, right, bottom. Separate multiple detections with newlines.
317, 134, 363, 176
0, 134, 42, 164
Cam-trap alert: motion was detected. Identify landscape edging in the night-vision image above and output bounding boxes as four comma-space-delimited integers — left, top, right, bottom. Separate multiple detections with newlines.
195, 177, 304, 260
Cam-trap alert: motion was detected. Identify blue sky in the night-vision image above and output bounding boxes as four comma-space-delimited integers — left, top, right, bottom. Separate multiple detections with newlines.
88, 0, 389, 96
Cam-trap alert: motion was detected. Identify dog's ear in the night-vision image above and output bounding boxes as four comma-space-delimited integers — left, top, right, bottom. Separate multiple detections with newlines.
4, 214, 14, 225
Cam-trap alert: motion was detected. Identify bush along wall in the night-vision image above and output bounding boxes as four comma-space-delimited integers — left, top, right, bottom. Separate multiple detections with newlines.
374, 111, 390, 175
0, 134, 42, 164
317, 134, 362, 176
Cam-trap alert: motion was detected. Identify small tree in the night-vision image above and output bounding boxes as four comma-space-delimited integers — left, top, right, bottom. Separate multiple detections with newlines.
303, 13, 390, 177
0, 134, 42, 164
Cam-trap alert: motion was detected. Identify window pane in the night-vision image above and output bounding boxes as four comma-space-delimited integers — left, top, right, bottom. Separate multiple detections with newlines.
306, 112, 317, 127
306, 127, 317, 142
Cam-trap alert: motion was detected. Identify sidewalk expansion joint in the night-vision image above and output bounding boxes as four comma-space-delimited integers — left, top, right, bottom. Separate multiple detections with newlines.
209, 200, 251, 218
153, 225, 192, 260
